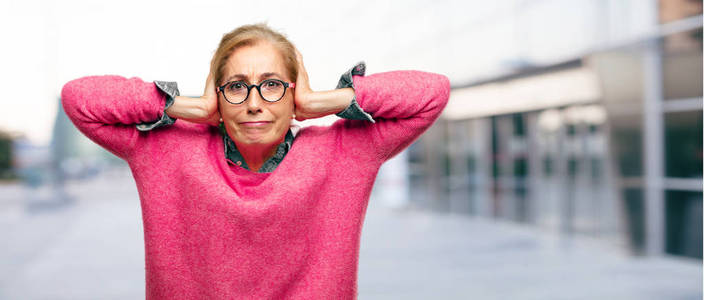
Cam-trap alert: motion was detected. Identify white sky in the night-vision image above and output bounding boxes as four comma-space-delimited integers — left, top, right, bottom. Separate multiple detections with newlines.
0, 0, 655, 145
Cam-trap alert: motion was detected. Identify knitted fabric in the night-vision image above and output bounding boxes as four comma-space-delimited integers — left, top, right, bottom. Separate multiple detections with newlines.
61, 70, 450, 299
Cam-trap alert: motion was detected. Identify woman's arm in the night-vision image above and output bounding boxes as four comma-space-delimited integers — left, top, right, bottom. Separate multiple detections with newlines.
340, 64, 451, 162
62, 65, 219, 161
291, 49, 360, 121
166, 95, 219, 125
61, 75, 174, 160
165, 70, 220, 126
292, 88, 355, 121
291, 49, 449, 163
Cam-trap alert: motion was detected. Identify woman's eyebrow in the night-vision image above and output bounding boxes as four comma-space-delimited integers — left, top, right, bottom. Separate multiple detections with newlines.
259, 72, 281, 79
225, 72, 282, 83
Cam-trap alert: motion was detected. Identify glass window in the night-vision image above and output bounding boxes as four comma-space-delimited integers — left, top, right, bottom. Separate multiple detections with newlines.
665, 190, 703, 259
514, 158, 528, 178
623, 188, 646, 255
590, 157, 603, 182
543, 156, 554, 176
665, 110, 703, 178
610, 114, 643, 177
568, 157, 579, 178
491, 117, 500, 178
662, 29, 702, 100
512, 114, 525, 137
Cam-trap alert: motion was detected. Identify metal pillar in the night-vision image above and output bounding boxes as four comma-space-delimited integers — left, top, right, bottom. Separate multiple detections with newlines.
642, 38, 665, 256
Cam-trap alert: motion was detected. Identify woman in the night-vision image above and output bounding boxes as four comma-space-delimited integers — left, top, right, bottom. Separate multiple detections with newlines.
61, 23, 450, 299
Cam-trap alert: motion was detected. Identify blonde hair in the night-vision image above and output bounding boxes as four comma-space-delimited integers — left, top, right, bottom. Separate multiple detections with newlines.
211, 23, 298, 87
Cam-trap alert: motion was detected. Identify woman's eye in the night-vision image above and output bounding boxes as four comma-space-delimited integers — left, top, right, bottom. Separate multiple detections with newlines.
229, 82, 245, 91
265, 81, 281, 87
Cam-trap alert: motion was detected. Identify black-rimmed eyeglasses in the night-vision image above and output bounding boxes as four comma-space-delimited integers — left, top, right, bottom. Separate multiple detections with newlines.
217, 79, 296, 105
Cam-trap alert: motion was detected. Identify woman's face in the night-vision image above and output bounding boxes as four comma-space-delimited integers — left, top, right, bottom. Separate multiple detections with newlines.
219, 41, 294, 148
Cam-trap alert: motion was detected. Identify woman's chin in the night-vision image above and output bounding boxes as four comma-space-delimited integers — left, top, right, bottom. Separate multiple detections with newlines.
241, 136, 266, 144
230, 127, 285, 146
239, 132, 276, 145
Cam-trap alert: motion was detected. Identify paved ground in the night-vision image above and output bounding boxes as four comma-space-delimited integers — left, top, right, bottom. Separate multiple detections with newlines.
0, 169, 701, 299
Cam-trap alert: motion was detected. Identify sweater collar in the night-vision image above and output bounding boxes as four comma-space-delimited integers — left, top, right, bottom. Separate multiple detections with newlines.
219, 123, 297, 173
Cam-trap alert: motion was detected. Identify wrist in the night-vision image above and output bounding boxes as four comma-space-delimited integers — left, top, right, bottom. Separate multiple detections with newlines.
167, 96, 209, 121
308, 88, 354, 115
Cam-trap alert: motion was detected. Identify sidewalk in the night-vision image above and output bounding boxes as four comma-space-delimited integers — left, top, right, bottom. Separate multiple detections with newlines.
359, 200, 701, 299
0, 172, 700, 299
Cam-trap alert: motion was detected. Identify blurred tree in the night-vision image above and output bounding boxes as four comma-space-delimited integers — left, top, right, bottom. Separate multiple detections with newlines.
0, 130, 15, 180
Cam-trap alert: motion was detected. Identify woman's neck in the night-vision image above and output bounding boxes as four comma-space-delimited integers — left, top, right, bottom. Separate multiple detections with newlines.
234, 135, 285, 172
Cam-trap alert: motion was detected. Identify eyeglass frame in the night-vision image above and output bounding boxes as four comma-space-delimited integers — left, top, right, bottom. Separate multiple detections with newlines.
217, 79, 296, 105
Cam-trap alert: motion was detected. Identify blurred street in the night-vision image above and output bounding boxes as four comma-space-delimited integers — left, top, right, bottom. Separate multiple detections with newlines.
0, 168, 700, 300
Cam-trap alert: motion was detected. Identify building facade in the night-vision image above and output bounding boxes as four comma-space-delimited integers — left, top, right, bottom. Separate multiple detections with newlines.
408, 2, 702, 259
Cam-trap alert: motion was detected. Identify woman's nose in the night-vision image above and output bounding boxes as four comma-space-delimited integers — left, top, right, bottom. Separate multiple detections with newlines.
246, 88, 263, 114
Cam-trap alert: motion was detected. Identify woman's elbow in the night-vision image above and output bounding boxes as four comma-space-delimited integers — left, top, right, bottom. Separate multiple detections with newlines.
61, 78, 81, 115
430, 73, 451, 107
61, 76, 97, 104
60, 76, 97, 122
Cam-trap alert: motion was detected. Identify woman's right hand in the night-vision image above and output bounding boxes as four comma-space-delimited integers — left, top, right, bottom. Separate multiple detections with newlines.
166, 67, 221, 127
199, 70, 221, 126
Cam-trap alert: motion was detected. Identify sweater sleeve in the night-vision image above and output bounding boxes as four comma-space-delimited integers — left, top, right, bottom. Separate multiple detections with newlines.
342, 65, 451, 162
60, 75, 171, 160
134, 80, 178, 131
334, 62, 375, 122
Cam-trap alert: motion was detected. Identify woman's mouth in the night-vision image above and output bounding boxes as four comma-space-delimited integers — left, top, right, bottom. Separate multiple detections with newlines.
239, 121, 272, 127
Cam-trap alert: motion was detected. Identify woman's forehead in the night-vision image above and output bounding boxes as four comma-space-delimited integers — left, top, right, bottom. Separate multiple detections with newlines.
224, 43, 288, 82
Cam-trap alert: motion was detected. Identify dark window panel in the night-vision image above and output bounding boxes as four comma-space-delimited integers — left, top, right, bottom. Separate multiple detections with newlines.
665, 190, 703, 259
664, 110, 703, 178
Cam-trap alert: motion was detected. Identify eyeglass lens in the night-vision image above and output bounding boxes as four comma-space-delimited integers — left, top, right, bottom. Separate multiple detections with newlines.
224, 79, 285, 103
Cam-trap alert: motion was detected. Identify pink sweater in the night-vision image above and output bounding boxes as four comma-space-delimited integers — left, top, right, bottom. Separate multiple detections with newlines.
61, 70, 450, 299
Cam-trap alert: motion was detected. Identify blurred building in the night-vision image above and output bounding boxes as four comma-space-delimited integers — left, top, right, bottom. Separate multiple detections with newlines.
50, 98, 124, 181
408, 0, 702, 259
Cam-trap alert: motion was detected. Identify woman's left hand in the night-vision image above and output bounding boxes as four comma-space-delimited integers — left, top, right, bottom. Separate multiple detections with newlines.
293, 49, 355, 121
292, 49, 317, 121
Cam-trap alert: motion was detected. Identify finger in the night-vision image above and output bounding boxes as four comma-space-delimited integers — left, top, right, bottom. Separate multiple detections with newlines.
205, 71, 214, 95
295, 51, 309, 83
206, 53, 218, 95
209, 52, 218, 74
295, 49, 307, 73
206, 71, 220, 99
